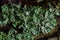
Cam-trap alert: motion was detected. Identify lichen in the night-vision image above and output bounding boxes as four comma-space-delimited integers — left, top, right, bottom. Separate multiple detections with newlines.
0, 4, 59, 40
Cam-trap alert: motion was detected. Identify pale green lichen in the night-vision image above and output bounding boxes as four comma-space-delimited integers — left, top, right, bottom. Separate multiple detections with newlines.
0, 4, 59, 40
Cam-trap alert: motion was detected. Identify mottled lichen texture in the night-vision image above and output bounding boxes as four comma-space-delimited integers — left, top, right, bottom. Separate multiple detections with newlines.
0, 4, 59, 40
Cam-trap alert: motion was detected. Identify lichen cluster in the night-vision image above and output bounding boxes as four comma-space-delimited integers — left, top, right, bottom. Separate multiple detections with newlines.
0, 4, 59, 40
